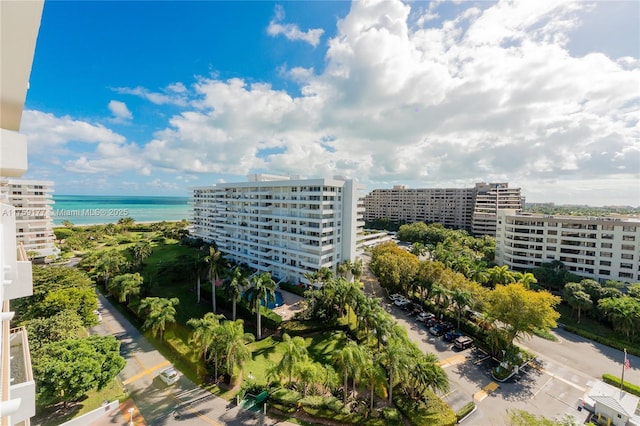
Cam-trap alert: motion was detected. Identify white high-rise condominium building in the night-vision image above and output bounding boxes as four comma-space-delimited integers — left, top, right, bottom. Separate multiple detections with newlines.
191, 174, 364, 285
363, 182, 523, 236
0, 179, 58, 261
1, 1, 43, 424
496, 210, 640, 283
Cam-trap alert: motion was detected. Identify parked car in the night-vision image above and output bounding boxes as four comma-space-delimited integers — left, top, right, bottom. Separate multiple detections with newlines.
389, 293, 404, 301
424, 317, 440, 327
394, 298, 411, 307
429, 322, 454, 336
443, 330, 464, 342
159, 367, 180, 386
416, 312, 435, 323
454, 336, 474, 350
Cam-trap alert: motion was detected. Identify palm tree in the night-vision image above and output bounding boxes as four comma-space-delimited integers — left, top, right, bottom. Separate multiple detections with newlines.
138, 297, 179, 341
95, 251, 127, 287
108, 272, 143, 304
430, 284, 451, 320
295, 359, 322, 397
382, 338, 408, 403
118, 216, 135, 232
337, 259, 353, 279
222, 319, 254, 384
203, 247, 226, 313
569, 291, 592, 324
187, 312, 224, 362
277, 333, 309, 386
223, 266, 247, 321
487, 265, 516, 287
468, 261, 489, 285
451, 288, 473, 329
333, 340, 365, 404
407, 352, 449, 399
514, 271, 538, 289
351, 257, 364, 281
130, 241, 152, 268
360, 347, 385, 412
244, 272, 276, 340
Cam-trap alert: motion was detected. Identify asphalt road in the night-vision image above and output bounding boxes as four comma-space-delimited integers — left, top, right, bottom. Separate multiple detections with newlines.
92, 293, 296, 426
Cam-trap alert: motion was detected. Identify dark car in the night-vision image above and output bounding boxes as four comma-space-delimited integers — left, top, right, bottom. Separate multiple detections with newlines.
429, 322, 454, 336
424, 317, 440, 328
443, 330, 464, 342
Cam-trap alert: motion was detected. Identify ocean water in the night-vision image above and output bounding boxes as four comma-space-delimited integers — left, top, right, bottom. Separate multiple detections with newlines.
52, 195, 190, 226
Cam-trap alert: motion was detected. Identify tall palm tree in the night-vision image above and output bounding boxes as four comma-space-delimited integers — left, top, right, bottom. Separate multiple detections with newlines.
187, 312, 224, 362
244, 272, 276, 340
95, 251, 127, 287
337, 259, 353, 279
407, 352, 449, 399
382, 338, 408, 403
360, 347, 385, 412
277, 333, 309, 386
118, 216, 135, 232
222, 319, 254, 384
295, 359, 321, 397
333, 340, 365, 404
138, 297, 179, 341
487, 265, 516, 287
430, 284, 451, 320
130, 241, 152, 268
203, 247, 226, 313
351, 257, 364, 281
469, 261, 489, 285
223, 266, 247, 321
514, 271, 538, 289
451, 288, 473, 329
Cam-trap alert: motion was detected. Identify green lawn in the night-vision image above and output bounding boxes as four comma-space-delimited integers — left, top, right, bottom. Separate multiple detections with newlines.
244, 331, 348, 387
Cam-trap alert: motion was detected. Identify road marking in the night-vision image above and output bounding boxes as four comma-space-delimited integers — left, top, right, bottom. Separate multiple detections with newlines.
438, 354, 466, 368
529, 363, 586, 392
122, 360, 171, 385
533, 376, 553, 398
163, 388, 223, 426
474, 381, 499, 401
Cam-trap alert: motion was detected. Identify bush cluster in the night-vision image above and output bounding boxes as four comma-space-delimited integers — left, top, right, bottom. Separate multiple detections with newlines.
602, 374, 640, 397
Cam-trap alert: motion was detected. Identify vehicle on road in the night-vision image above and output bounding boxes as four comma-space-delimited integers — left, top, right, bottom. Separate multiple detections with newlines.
454, 336, 474, 350
416, 312, 435, 323
159, 367, 180, 386
429, 322, 454, 336
443, 330, 464, 342
389, 293, 404, 301
394, 298, 411, 307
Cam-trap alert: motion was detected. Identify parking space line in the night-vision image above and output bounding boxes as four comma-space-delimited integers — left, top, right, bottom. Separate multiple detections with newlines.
123, 360, 171, 385
530, 364, 586, 392
438, 354, 466, 368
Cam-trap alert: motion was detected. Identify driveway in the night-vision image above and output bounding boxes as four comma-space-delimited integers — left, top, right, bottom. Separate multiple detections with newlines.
92, 293, 296, 426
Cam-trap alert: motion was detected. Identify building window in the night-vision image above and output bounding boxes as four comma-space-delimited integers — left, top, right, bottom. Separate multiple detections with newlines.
601, 242, 613, 249
600, 260, 611, 266
620, 263, 633, 269
623, 235, 636, 241
623, 226, 637, 232
619, 272, 633, 279
621, 253, 634, 260
599, 270, 610, 276
621, 244, 636, 251
602, 225, 615, 231
601, 252, 612, 258
601, 233, 614, 240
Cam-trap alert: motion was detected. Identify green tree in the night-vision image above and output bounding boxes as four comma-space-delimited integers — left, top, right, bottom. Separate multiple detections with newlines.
430, 284, 451, 320
485, 283, 560, 346
629, 284, 640, 299
360, 350, 386, 412
138, 297, 179, 340
221, 319, 254, 382
33, 336, 125, 408
130, 241, 152, 268
203, 247, 226, 313
598, 296, 640, 341
514, 272, 538, 289
382, 337, 409, 403
295, 359, 323, 397
563, 283, 593, 323
351, 257, 364, 281
38, 287, 98, 327
244, 272, 276, 340
23, 310, 84, 351
487, 265, 516, 287
451, 287, 473, 329
117, 216, 135, 232
223, 266, 248, 321
277, 333, 309, 386
333, 340, 365, 404
187, 312, 224, 362
95, 250, 128, 287
108, 272, 143, 304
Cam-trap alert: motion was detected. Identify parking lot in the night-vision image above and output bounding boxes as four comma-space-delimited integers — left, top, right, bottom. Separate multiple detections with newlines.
386, 301, 590, 424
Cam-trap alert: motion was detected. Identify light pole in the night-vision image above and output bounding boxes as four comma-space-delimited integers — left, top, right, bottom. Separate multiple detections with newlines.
128, 407, 134, 426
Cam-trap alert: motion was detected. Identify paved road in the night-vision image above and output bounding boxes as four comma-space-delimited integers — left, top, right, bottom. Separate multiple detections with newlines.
91, 293, 296, 426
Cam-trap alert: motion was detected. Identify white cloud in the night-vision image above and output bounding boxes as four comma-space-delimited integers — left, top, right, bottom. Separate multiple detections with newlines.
267, 5, 324, 47
21, 110, 126, 148
113, 84, 188, 106
108, 100, 133, 122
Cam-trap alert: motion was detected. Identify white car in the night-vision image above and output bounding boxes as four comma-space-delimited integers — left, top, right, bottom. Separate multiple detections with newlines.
394, 298, 411, 307
389, 293, 403, 301
159, 367, 180, 386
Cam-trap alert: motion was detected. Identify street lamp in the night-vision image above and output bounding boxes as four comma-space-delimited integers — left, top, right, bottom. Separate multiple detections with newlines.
128, 407, 134, 426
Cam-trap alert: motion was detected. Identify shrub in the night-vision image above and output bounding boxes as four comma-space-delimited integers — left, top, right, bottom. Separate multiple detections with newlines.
382, 407, 403, 425
393, 388, 456, 426
456, 401, 476, 421
270, 388, 301, 407
299, 395, 325, 408
279, 282, 307, 297
280, 320, 340, 335
564, 326, 640, 357
602, 374, 640, 397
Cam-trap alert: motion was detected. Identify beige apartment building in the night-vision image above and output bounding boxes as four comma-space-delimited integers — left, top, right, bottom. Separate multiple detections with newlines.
191, 174, 365, 285
363, 182, 522, 236
496, 210, 640, 283
0, 179, 58, 261
1, 1, 43, 424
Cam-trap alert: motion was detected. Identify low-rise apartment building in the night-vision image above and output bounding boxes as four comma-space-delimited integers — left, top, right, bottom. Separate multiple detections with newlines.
191, 174, 364, 285
363, 182, 523, 236
496, 209, 640, 283
0, 179, 58, 261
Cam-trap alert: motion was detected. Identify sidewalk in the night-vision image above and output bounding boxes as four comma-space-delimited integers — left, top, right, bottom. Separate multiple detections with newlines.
90, 399, 146, 426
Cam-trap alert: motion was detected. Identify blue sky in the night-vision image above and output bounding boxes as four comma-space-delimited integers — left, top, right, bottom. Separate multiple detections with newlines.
22, 0, 640, 205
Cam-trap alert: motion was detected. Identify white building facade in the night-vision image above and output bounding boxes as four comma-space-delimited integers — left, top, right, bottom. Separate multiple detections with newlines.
0, 179, 58, 261
1, 1, 43, 424
363, 182, 523, 236
191, 175, 364, 285
496, 210, 640, 283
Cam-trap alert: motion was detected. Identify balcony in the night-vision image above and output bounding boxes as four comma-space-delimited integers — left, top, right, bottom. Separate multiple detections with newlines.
2, 327, 36, 424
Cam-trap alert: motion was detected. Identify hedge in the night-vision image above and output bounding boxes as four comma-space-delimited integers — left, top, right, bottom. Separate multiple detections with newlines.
213, 288, 283, 330
456, 401, 476, 422
381, 407, 403, 426
602, 374, 640, 397
269, 388, 301, 407
280, 319, 343, 336
393, 388, 456, 426
279, 282, 307, 297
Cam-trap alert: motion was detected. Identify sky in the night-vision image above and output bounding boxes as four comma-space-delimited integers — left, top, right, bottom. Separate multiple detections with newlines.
21, 0, 640, 206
